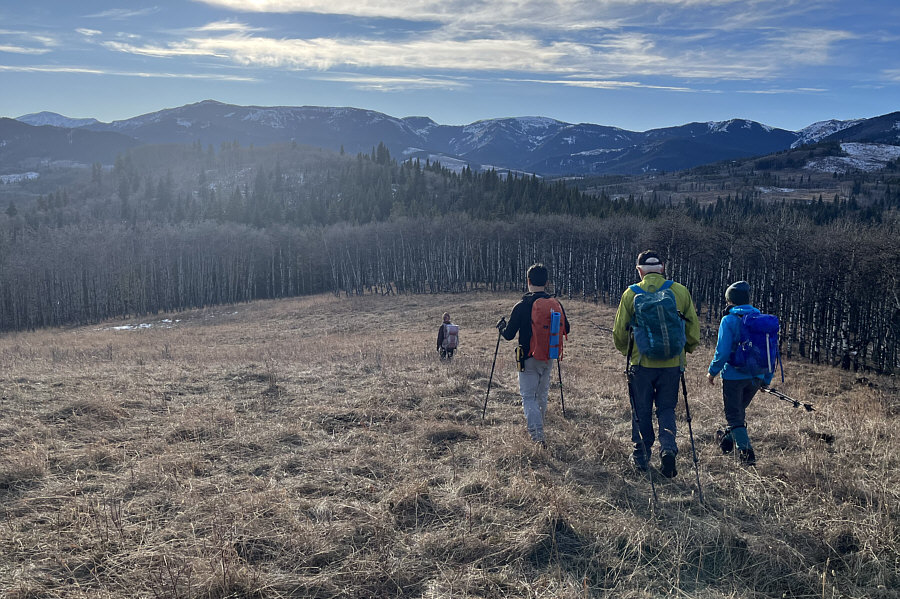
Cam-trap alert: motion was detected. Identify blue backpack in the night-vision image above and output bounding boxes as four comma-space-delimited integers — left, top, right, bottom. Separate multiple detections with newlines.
629, 280, 686, 360
730, 313, 782, 379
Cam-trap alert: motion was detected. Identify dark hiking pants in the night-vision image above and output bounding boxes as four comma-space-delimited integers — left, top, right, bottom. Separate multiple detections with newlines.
629, 365, 680, 461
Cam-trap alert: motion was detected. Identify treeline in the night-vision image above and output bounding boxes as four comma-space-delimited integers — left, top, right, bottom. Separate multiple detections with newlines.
1, 142, 898, 373
1, 211, 897, 373
10, 142, 588, 230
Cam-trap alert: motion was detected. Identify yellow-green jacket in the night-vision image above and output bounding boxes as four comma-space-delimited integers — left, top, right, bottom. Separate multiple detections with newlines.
613, 273, 701, 369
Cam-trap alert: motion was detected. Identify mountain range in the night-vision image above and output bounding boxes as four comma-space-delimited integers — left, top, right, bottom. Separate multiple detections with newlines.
5, 100, 900, 176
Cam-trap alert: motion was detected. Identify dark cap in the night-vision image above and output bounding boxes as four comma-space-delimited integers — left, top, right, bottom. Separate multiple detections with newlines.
725, 281, 751, 305
636, 250, 663, 267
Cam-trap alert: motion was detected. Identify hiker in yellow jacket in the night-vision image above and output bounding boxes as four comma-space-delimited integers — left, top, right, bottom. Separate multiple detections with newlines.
613, 250, 700, 477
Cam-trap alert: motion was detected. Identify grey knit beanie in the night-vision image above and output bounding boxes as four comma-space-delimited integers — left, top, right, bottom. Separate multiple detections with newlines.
725, 281, 751, 305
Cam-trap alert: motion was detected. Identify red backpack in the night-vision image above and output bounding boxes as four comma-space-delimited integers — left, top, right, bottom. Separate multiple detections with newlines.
530, 297, 566, 361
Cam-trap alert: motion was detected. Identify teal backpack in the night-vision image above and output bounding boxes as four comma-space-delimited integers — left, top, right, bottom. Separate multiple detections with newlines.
629, 280, 686, 360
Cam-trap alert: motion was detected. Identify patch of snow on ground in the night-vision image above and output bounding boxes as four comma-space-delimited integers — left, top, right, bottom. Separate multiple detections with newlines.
0, 172, 39, 184
805, 143, 900, 174
707, 120, 733, 133
422, 155, 470, 173
757, 187, 796, 194
106, 319, 181, 331
574, 147, 626, 156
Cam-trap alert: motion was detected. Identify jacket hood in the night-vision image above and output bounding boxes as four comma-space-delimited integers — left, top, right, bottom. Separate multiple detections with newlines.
522, 290, 551, 300
727, 304, 760, 317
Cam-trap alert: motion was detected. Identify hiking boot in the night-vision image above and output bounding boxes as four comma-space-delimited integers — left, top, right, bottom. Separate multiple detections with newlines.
629, 454, 649, 471
660, 451, 677, 478
716, 429, 734, 454
738, 448, 756, 466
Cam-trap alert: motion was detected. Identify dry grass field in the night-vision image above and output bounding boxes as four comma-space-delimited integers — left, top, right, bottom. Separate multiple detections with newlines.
1, 292, 897, 599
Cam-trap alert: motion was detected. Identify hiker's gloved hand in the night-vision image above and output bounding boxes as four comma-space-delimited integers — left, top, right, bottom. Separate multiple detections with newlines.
706, 373, 716, 385
496, 318, 507, 333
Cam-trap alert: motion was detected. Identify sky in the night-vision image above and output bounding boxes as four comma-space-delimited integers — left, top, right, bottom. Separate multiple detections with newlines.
1, 1, 898, 132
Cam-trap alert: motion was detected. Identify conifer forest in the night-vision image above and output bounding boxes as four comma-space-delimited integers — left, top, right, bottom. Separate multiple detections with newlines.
1, 140, 898, 373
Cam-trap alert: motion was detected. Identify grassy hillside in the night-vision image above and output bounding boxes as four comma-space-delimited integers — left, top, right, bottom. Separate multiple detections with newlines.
1, 292, 897, 598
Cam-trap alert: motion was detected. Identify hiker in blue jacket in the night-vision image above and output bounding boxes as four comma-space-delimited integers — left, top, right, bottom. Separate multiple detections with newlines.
707, 281, 774, 466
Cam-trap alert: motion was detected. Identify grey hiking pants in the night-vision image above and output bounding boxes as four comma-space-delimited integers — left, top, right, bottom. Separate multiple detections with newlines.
518, 357, 552, 442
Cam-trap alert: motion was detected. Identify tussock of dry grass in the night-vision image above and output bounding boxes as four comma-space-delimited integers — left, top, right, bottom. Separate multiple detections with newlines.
1, 292, 898, 598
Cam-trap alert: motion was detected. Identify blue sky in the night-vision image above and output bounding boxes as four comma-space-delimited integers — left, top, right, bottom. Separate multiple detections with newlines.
1, 0, 898, 131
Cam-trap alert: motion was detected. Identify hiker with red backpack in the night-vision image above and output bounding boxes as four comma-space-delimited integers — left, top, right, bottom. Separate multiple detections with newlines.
437, 312, 459, 360
707, 281, 780, 466
496, 263, 569, 446
614, 251, 700, 478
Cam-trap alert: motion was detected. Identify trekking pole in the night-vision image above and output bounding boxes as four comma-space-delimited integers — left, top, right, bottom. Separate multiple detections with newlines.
680, 373, 705, 505
482, 318, 505, 419
557, 358, 567, 418
761, 387, 815, 412
626, 335, 657, 507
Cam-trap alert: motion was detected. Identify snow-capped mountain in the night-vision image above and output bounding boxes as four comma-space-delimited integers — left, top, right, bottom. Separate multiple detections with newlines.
792, 119, 865, 148
819, 112, 900, 145
72, 100, 807, 174
16, 111, 100, 129
6, 101, 899, 175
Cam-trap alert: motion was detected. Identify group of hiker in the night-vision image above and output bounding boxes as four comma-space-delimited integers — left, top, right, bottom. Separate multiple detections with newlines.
437, 251, 781, 477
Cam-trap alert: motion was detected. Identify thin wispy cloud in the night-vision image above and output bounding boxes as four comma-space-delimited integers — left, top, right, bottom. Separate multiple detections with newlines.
191, 0, 461, 21
189, 0, 815, 33
313, 74, 469, 91
738, 87, 828, 95
516, 77, 695, 92
85, 8, 162, 19
98, 27, 832, 83
192, 21, 264, 33
102, 39, 228, 58
105, 34, 581, 72
0, 63, 257, 81
0, 44, 52, 55
0, 29, 58, 53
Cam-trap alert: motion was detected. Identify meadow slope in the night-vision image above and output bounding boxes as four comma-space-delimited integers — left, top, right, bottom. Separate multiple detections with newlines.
0, 292, 897, 598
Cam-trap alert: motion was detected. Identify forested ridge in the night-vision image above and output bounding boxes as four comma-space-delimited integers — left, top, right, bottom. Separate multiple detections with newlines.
1, 140, 898, 372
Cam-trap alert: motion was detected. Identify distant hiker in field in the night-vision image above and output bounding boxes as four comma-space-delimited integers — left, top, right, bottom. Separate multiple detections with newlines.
437, 312, 459, 360
496, 263, 569, 446
614, 250, 700, 477
707, 281, 779, 466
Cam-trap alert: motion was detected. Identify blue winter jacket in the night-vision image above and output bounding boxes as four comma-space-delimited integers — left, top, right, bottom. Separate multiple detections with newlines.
708, 305, 775, 385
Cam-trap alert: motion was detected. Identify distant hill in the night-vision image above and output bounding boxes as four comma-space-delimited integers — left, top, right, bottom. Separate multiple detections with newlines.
0, 118, 139, 170
819, 111, 900, 145
791, 118, 865, 148
7, 101, 900, 175
16, 111, 100, 129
